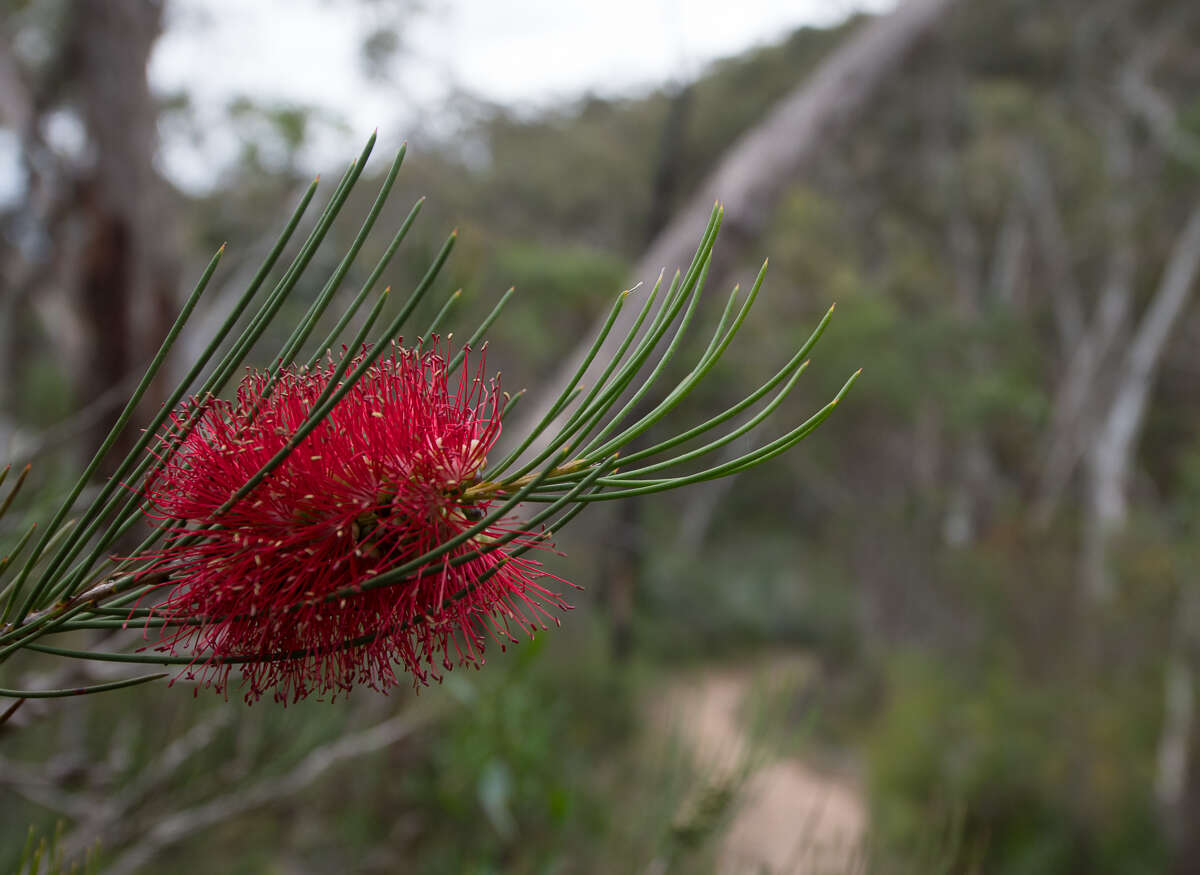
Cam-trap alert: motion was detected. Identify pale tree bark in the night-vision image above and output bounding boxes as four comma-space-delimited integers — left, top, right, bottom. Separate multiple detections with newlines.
988, 196, 1029, 311
1082, 203, 1200, 600
938, 177, 988, 549
508, 0, 960, 461
1156, 581, 1200, 844
920, 58, 1011, 551
1033, 6, 1200, 531
1070, 92, 1200, 603
1031, 119, 1136, 530
1107, 23, 1200, 863
1045, 12, 1200, 864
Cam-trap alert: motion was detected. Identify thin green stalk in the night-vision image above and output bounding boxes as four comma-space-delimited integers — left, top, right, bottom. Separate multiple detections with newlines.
512, 208, 722, 479
522, 272, 681, 467
569, 253, 712, 460
205, 232, 456, 523
539, 360, 809, 488
198, 141, 374, 406
486, 275, 663, 481
49, 494, 161, 608
527, 370, 860, 500
499, 389, 526, 423
580, 257, 767, 461
0, 464, 30, 520
306, 196, 426, 367
274, 144, 407, 366
489, 203, 720, 483
0, 575, 120, 653
241, 143, 409, 434
571, 254, 710, 458
21, 179, 327, 614
348, 443, 583, 595
447, 287, 516, 372
0, 672, 167, 699
6, 247, 225, 624
519, 252, 711, 483
593, 303, 836, 468
0, 523, 36, 586
484, 288, 630, 478
422, 289, 461, 338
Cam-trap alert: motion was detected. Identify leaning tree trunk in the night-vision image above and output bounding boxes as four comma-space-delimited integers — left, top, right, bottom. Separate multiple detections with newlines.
508, 0, 960, 460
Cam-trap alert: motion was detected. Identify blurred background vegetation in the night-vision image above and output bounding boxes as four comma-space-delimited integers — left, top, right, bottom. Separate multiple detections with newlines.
4, 0, 1200, 872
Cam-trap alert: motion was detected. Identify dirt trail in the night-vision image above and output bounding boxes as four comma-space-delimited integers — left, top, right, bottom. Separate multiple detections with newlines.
655, 654, 867, 874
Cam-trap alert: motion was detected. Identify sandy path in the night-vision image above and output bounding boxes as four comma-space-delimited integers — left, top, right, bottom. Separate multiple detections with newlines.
655, 655, 867, 874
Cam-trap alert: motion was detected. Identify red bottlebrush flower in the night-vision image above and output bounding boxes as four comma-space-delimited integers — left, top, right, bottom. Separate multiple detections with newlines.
140, 342, 567, 703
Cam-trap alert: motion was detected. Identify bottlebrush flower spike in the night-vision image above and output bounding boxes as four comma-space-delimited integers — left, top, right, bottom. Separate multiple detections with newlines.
141, 342, 567, 703
0, 139, 857, 704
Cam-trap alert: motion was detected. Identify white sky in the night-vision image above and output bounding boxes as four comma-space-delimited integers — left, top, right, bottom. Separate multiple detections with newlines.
150, 0, 895, 190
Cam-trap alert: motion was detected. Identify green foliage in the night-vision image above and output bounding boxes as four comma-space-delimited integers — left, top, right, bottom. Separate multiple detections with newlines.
16, 822, 97, 875
641, 527, 858, 663
480, 241, 628, 375
395, 632, 641, 872
0, 620, 703, 874
7, 1, 1200, 869
226, 96, 351, 175
866, 653, 1168, 875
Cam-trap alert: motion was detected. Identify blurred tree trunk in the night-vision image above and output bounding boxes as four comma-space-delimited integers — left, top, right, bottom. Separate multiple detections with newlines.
0, 0, 178, 469
1013, 13, 1200, 860
1027, 142, 1134, 532
1029, 107, 1200, 604
1081, 205, 1200, 597
1157, 581, 1200, 873
68, 0, 179, 467
1072, 110, 1138, 605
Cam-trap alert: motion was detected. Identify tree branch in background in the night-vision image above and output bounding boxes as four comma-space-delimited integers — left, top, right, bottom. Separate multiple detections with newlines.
98, 705, 441, 875
1032, 111, 1137, 530
1018, 142, 1085, 349
55, 709, 236, 862
1086, 203, 1200, 533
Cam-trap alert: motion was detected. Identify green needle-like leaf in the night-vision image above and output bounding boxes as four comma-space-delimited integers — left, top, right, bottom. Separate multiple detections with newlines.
0, 139, 856, 701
